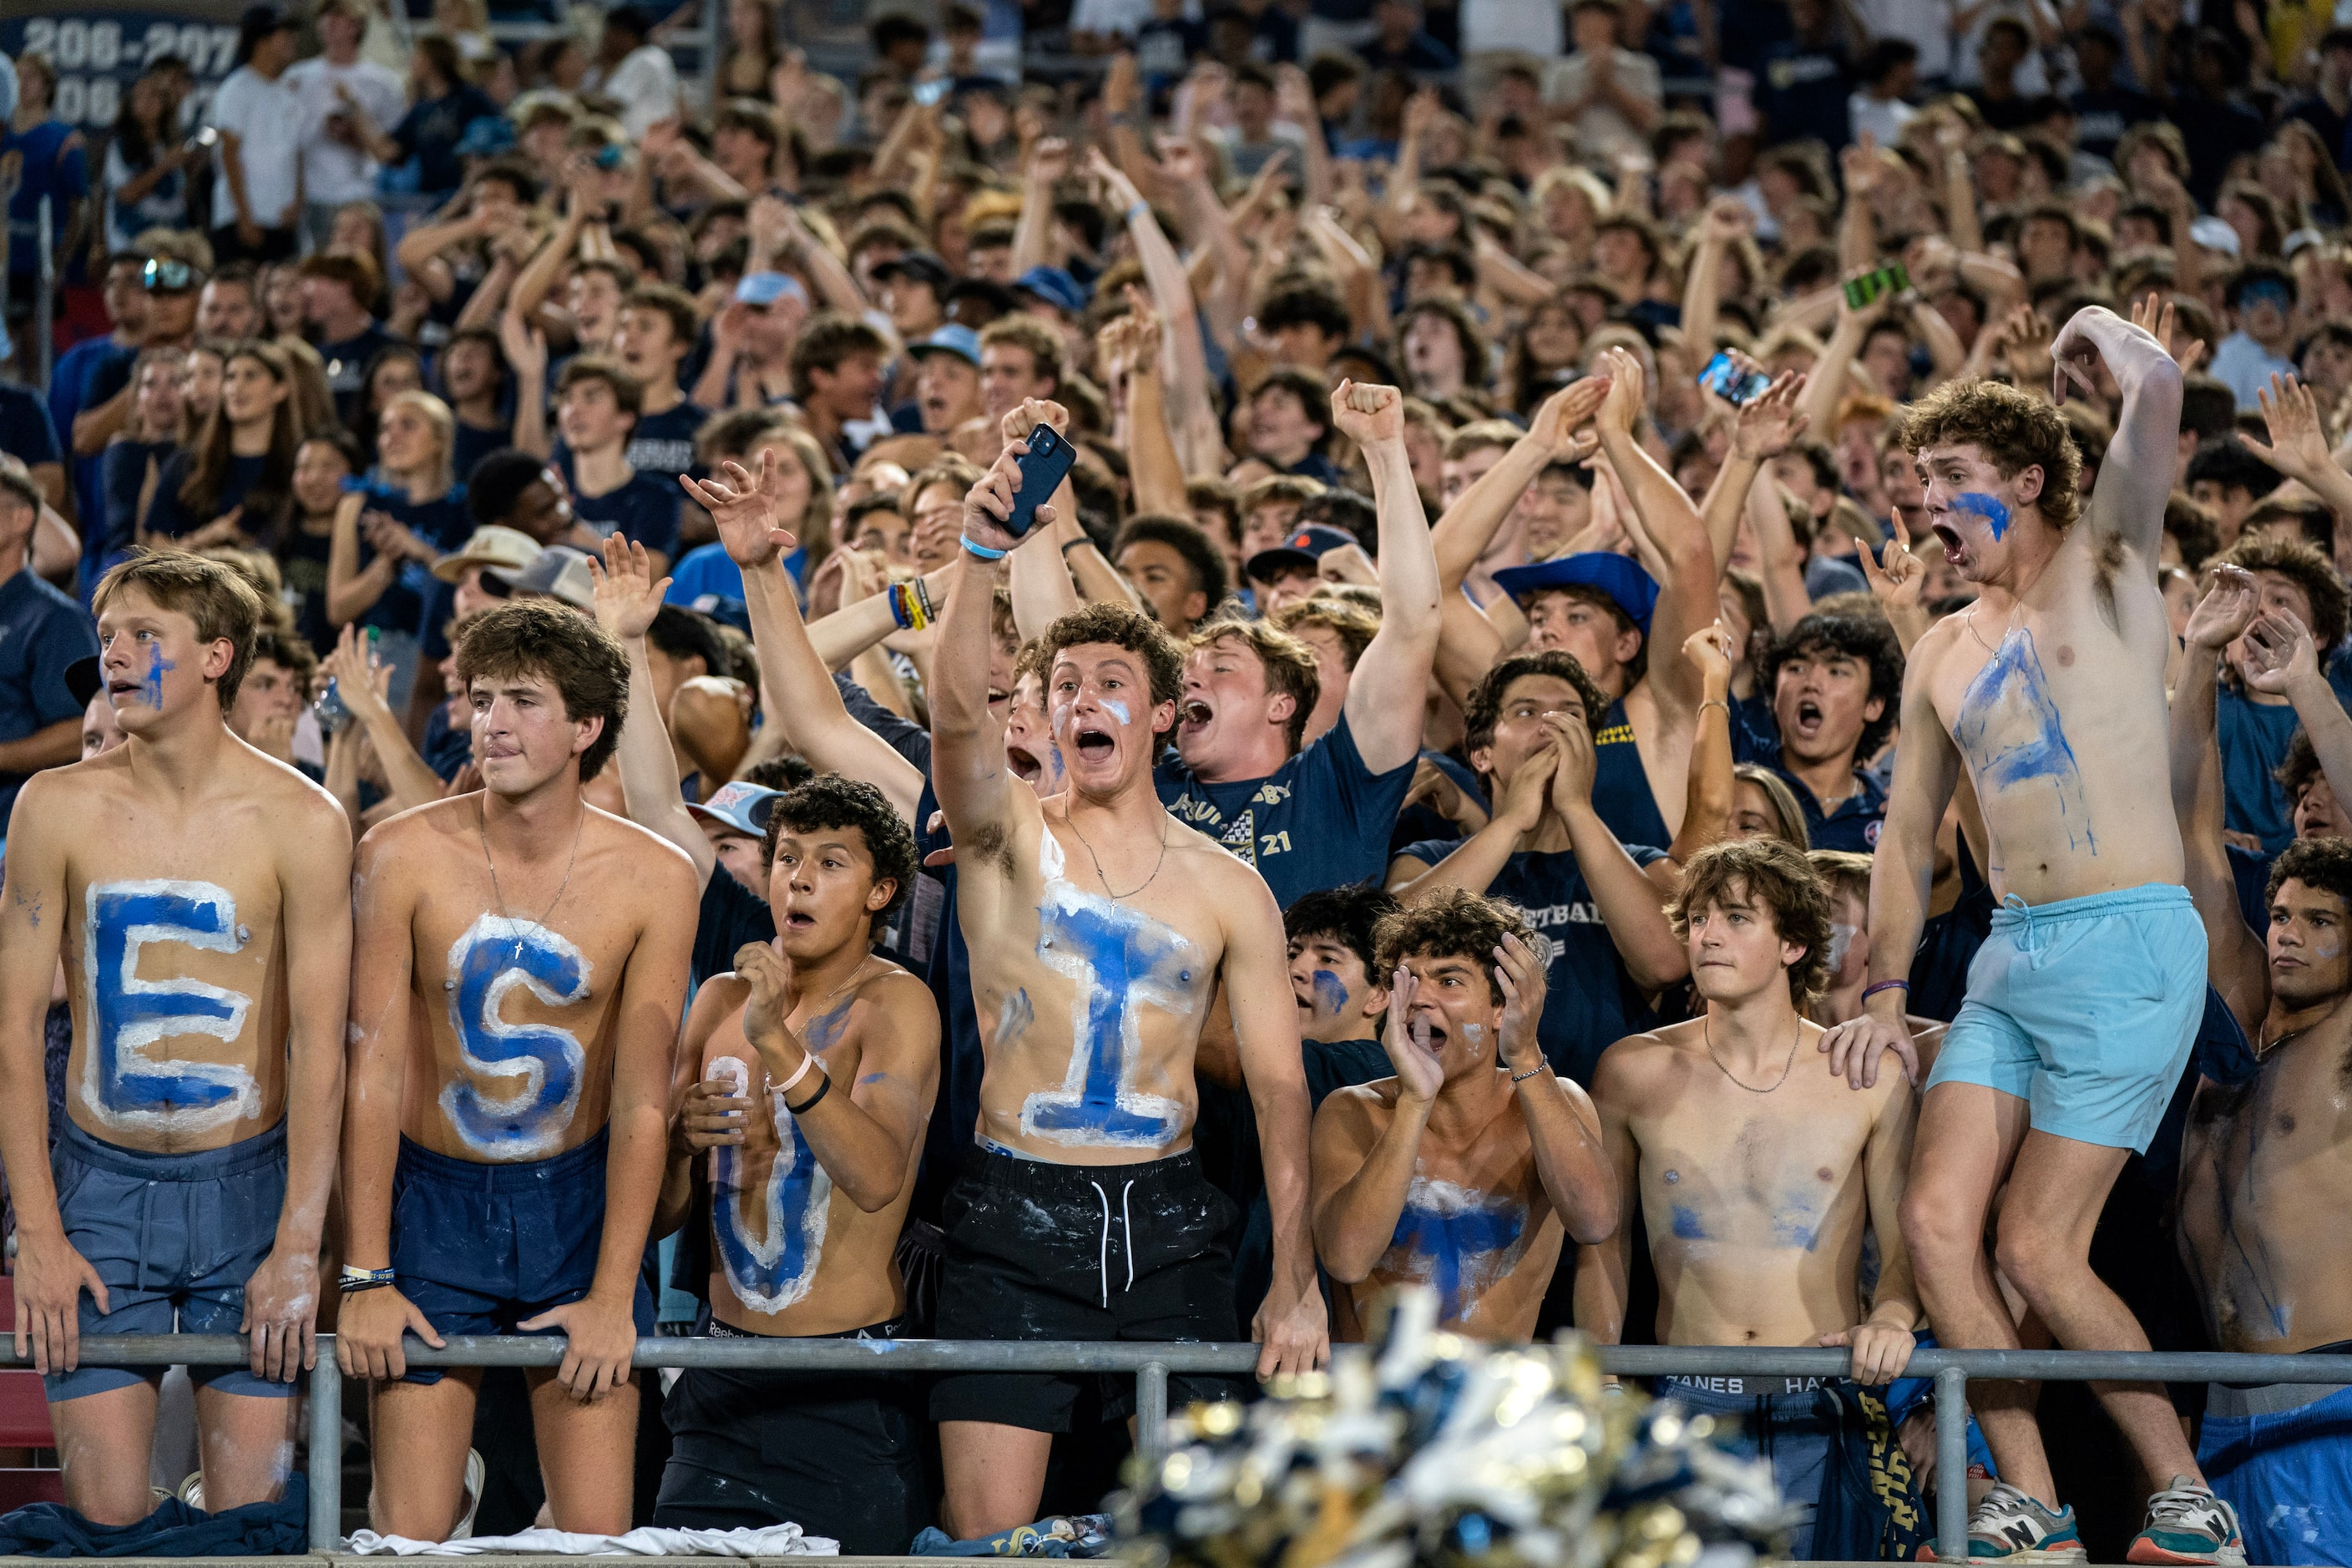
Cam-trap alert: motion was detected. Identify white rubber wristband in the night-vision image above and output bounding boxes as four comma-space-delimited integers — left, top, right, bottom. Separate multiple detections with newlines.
774, 1048, 820, 1098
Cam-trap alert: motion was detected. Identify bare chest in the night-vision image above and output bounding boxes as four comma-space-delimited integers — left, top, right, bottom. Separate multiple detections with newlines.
1636, 1085, 1875, 1252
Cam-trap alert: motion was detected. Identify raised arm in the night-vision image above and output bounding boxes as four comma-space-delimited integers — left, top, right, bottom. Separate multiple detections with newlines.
1001, 401, 1084, 635
589, 537, 713, 887
1089, 149, 1213, 466
1224, 872, 1331, 1374
2169, 568, 2267, 1034
242, 796, 353, 1383
498, 309, 551, 460
1590, 347, 1714, 714
2238, 372, 2352, 529
1702, 369, 1808, 573
1113, 301, 1189, 518
321, 626, 445, 812
1430, 377, 1610, 592
1330, 382, 1439, 773
1667, 625, 1737, 864
1493, 937, 1616, 1241
2051, 303, 2183, 560
681, 456, 925, 826
1550, 718, 1688, 989
0, 784, 100, 1374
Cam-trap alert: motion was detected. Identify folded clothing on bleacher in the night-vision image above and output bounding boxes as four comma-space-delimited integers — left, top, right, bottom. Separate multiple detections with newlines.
0, 1470, 307, 1557
342, 1522, 834, 1555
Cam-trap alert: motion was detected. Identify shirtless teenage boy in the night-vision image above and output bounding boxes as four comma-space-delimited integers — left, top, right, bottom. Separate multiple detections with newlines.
652, 776, 939, 1552
1311, 888, 1616, 1341
1584, 839, 1920, 1560
1824, 312, 2241, 1563
2167, 568, 2352, 1564
0, 552, 350, 1524
926, 397, 1328, 1539
338, 600, 697, 1540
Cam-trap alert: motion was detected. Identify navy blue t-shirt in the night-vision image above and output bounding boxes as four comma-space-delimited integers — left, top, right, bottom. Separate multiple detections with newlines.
1390, 748, 1485, 857
317, 324, 398, 431
0, 569, 99, 832
1399, 837, 1670, 1086
141, 450, 267, 540
690, 862, 776, 993
1591, 697, 1672, 851
100, 439, 174, 558
574, 470, 682, 560
2218, 687, 2301, 857
554, 400, 708, 492
452, 418, 512, 488
354, 483, 472, 643
1158, 713, 1417, 910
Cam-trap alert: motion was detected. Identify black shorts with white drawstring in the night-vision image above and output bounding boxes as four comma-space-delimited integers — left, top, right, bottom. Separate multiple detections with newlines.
928, 1145, 1242, 1433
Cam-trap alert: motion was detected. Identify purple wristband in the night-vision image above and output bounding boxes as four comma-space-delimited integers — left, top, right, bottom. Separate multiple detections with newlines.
1860, 979, 1910, 1002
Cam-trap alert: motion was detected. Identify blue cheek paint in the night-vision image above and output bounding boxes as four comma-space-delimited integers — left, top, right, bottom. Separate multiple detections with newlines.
1955, 627, 2096, 852
1102, 699, 1131, 726
1023, 898, 1195, 1146
83, 881, 260, 1132
1388, 1178, 1527, 1323
439, 915, 592, 1158
709, 1055, 830, 1312
1671, 1204, 1707, 1240
1953, 492, 2011, 540
1310, 969, 1349, 1018
142, 645, 174, 709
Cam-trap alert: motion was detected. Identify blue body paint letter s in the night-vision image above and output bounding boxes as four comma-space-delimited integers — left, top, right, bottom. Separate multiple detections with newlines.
438, 914, 592, 1158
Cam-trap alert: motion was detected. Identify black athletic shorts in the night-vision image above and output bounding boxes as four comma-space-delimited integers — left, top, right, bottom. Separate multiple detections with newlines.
928, 1146, 1241, 1433
653, 1317, 928, 1554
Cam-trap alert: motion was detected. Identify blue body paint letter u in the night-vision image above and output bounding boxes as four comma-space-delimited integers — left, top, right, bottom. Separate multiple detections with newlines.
83, 879, 260, 1134
709, 1056, 830, 1313
438, 914, 591, 1159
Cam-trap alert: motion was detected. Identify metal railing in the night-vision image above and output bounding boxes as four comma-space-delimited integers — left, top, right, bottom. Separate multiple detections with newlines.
8, 1335, 2349, 1560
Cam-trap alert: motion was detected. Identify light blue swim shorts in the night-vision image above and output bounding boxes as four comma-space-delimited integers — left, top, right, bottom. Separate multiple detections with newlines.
1925, 882, 2205, 1152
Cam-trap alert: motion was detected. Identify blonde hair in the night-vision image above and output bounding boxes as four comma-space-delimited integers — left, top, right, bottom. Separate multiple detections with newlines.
382, 389, 457, 497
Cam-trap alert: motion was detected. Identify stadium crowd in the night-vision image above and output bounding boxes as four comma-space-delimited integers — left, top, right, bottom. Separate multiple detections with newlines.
1, 0, 2351, 1556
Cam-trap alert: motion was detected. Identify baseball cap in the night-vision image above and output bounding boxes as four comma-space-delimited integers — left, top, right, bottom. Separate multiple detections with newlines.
1246, 523, 1359, 584
432, 524, 543, 584
1490, 552, 1660, 635
1011, 266, 1086, 317
483, 544, 598, 609
2188, 215, 2242, 260
908, 323, 983, 369
873, 251, 953, 296
453, 114, 517, 159
65, 655, 102, 710
736, 271, 810, 308
685, 780, 782, 837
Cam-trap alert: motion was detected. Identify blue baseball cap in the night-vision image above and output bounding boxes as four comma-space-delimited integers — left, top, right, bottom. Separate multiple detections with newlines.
1247, 523, 1360, 584
735, 271, 809, 307
909, 322, 983, 368
1012, 265, 1086, 316
1490, 552, 1660, 635
454, 114, 516, 159
685, 781, 782, 837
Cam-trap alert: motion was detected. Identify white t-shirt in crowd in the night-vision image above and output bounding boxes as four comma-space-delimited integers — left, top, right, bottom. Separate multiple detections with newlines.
283, 55, 408, 206
1854, 0, 1955, 80
1544, 48, 1664, 164
600, 43, 679, 140
1461, 0, 1561, 56
208, 63, 304, 230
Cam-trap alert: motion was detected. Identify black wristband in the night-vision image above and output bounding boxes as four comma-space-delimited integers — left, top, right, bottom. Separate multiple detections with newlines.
338, 1276, 396, 1295
1060, 538, 1090, 555
786, 1071, 831, 1117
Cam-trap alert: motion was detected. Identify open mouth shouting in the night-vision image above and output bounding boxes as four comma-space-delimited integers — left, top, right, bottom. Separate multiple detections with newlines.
1409, 1014, 1448, 1057
1071, 724, 1116, 763
1006, 740, 1044, 784
1179, 697, 1214, 736
1791, 695, 1826, 744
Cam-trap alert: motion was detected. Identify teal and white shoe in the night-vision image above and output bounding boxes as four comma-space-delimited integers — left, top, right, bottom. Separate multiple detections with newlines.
1920, 1480, 2089, 1562
2127, 1476, 2246, 1566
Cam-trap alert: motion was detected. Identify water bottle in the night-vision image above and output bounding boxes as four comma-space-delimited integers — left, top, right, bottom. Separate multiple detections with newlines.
314, 675, 352, 736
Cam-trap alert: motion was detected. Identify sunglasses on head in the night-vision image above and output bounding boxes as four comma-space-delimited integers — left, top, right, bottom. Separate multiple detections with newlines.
143, 258, 198, 293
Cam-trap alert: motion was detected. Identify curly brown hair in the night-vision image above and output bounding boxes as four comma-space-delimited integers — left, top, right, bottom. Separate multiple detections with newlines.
1271, 594, 1380, 670
1895, 377, 2083, 532
1373, 886, 1537, 1006
1667, 838, 1834, 1004
1036, 601, 1186, 729
454, 601, 630, 781
760, 773, 919, 937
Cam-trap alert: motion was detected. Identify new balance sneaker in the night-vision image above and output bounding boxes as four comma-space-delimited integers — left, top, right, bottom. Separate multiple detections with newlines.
2127, 1476, 2246, 1565
1919, 1480, 2089, 1562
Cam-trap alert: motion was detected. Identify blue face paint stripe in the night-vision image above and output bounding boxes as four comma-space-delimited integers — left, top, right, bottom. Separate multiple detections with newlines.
1952, 492, 2011, 540
141, 644, 173, 709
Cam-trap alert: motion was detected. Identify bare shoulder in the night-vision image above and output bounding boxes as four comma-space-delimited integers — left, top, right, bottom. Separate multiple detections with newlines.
856, 964, 939, 1031
355, 792, 474, 866
588, 803, 699, 891
236, 750, 353, 848
1174, 817, 1280, 906
1317, 1077, 1403, 1132
1591, 1025, 1691, 1101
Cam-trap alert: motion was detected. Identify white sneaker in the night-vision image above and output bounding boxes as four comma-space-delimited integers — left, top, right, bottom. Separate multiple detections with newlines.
450, 1449, 487, 1540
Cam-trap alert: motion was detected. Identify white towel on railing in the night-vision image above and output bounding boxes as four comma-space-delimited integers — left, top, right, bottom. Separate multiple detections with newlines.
342, 1524, 837, 1555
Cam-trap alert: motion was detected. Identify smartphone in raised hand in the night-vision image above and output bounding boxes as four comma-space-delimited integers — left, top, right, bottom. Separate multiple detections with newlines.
1004, 426, 1078, 539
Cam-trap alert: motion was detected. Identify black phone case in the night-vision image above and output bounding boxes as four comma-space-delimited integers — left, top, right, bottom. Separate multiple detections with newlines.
1004, 427, 1078, 539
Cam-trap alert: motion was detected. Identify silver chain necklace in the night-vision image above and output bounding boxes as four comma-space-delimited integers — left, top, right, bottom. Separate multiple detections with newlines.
1063, 809, 1170, 900
478, 802, 584, 949
1702, 1014, 1803, 1093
